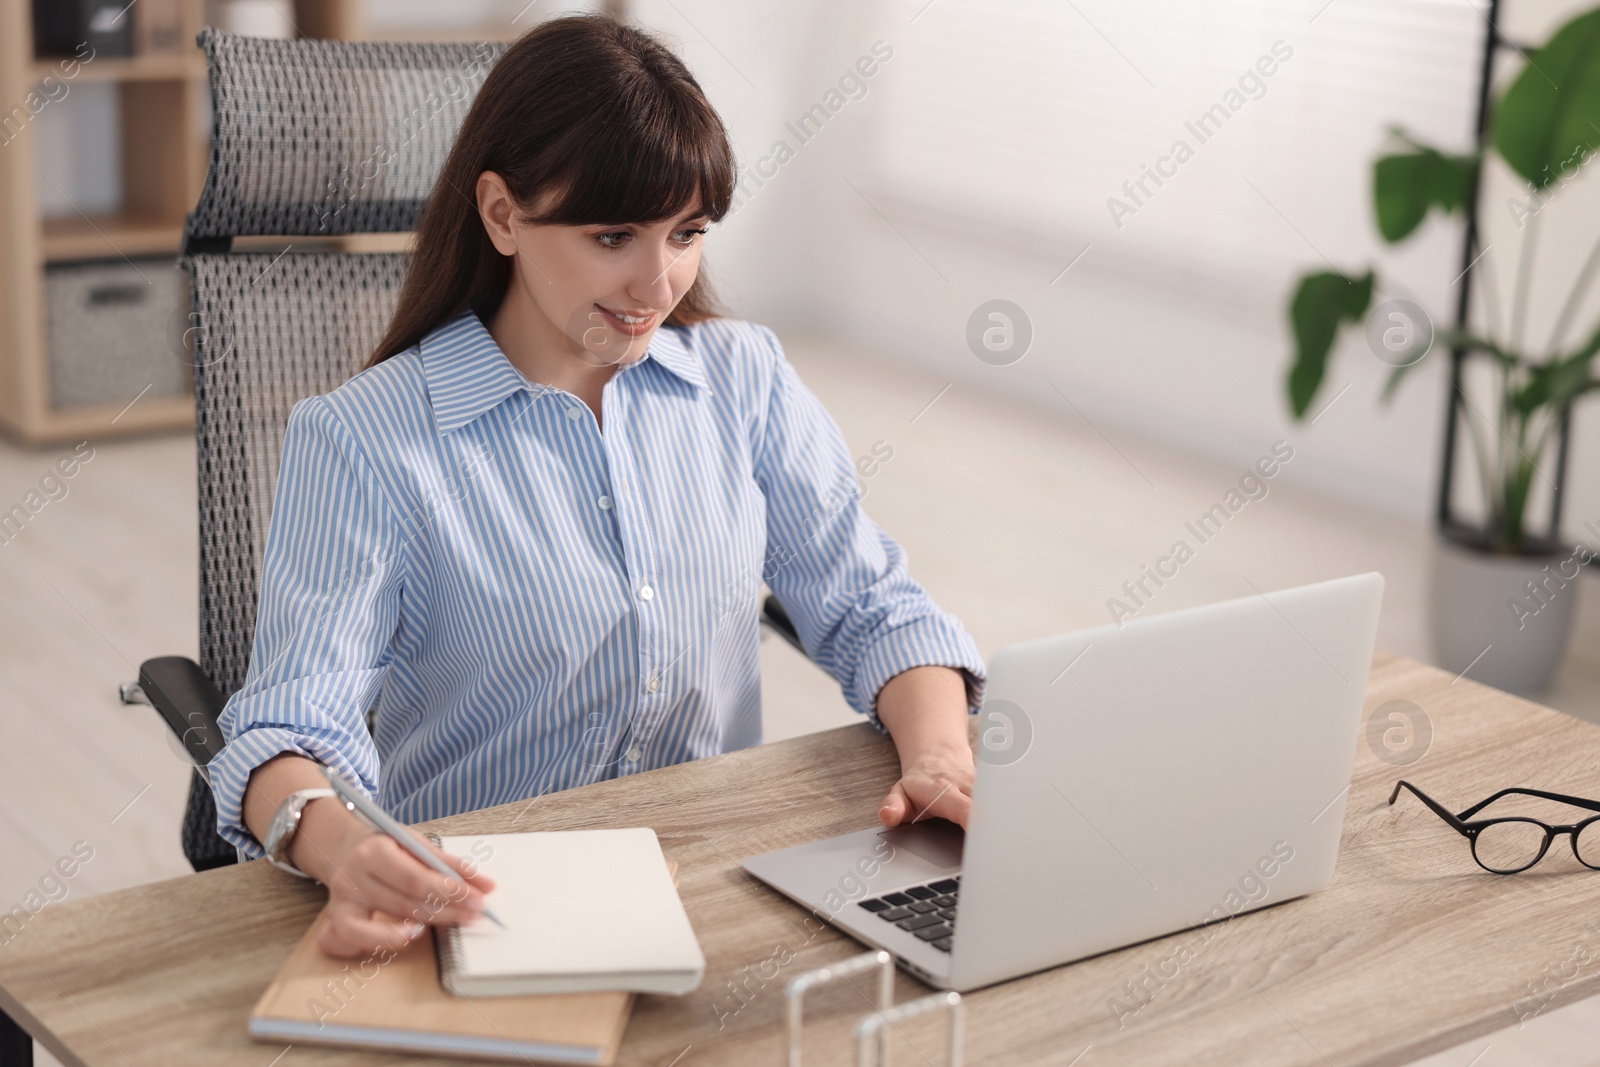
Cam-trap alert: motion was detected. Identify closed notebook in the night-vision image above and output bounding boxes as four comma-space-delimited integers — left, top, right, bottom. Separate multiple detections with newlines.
433, 828, 706, 997
247, 888, 651, 1064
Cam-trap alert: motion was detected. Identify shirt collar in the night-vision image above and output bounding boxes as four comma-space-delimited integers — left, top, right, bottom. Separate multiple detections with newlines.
639, 317, 709, 394
421, 308, 708, 435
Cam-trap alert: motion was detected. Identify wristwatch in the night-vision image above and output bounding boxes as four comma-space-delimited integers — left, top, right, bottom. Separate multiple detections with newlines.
263, 787, 336, 879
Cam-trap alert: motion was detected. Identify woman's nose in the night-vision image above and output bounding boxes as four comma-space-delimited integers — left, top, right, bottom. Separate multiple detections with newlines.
630, 244, 688, 306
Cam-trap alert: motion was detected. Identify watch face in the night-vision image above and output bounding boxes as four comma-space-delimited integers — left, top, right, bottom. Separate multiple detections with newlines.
265, 810, 288, 857
264, 789, 335, 870
265, 796, 301, 860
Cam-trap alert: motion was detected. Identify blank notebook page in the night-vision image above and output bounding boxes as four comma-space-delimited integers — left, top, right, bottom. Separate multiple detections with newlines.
437, 828, 704, 993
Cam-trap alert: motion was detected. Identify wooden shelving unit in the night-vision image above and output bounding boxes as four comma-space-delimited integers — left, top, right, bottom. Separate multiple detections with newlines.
0, 0, 364, 446
29, 53, 207, 84
41, 216, 190, 260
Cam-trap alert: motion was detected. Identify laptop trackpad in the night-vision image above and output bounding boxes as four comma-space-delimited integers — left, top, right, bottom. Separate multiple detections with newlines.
876, 819, 964, 869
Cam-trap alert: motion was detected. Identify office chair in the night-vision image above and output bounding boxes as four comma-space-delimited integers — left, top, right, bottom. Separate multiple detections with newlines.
119, 29, 807, 874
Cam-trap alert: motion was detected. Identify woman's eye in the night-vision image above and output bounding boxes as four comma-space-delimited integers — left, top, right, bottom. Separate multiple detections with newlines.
594, 226, 706, 249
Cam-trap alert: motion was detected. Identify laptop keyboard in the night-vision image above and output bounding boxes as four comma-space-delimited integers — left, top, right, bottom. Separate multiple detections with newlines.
856, 876, 960, 952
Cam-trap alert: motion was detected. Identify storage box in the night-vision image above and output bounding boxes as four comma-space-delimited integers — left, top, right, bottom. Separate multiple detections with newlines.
44, 258, 194, 411
31, 0, 135, 58
135, 0, 186, 56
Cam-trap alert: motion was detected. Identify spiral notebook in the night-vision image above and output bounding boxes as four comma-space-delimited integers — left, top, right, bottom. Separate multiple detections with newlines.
431, 828, 706, 997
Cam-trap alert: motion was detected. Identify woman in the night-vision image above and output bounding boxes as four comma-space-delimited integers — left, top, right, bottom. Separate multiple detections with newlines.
213, 14, 986, 959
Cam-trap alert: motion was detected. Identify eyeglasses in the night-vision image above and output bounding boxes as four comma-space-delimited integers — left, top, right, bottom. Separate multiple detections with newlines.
1389, 780, 1600, 874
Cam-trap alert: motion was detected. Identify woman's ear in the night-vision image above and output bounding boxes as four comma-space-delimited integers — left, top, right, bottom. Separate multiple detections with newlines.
475, 171, 518, 256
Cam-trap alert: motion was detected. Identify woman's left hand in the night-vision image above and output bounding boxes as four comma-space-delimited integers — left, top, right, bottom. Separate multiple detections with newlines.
874, 665, 979, 829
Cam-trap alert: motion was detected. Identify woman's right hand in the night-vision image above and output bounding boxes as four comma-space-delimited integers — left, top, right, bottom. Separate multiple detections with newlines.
294, 798, 498, 959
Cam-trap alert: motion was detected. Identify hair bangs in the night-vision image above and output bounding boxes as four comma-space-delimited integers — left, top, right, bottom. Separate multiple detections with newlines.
524, 95, 733, 228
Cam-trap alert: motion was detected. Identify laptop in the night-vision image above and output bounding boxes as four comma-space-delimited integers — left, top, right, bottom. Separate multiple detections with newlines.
742, 572, 1384, 991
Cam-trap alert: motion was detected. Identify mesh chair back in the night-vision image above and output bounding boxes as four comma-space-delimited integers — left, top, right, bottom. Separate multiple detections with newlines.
177, 29, 509, 869
186, 254, 408, 696
186, 29, 506, 244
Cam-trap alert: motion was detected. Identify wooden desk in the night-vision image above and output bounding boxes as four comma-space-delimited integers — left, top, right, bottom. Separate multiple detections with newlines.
4, 651, 1600, 1066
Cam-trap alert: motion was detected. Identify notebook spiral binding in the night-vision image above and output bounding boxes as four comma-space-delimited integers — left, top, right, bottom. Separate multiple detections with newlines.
424, 831, 468, 994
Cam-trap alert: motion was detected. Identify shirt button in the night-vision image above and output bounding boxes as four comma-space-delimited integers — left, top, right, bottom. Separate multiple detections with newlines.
565, 406, 582, 421
638, 584, 654, 601
645, 672, 660, 693
597, 495, 612, 510
625, 745, 642, 762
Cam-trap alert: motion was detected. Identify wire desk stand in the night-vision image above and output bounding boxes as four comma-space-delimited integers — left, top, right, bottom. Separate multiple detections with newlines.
783, 949, 965, 1066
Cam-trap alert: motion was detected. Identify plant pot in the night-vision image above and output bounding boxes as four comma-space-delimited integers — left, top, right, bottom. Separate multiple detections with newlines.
1428, 532, 1582, 696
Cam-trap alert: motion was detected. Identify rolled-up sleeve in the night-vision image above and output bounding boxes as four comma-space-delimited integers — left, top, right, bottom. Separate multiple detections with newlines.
209, 395, 406, 858
750, 326, 986, 733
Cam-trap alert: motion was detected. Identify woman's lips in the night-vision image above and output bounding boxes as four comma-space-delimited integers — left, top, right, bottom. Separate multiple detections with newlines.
596, 304, 656, 337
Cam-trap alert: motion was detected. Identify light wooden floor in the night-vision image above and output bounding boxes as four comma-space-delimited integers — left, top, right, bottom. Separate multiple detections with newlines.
1, 328, 1597, 1065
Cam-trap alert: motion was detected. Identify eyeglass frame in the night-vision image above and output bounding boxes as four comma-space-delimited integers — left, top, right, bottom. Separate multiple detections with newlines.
1388, 780, 1600, 874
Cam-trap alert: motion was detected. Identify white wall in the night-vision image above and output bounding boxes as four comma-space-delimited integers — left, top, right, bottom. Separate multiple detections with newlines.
625, 0, 1599, 540
735, 0, 1598, 538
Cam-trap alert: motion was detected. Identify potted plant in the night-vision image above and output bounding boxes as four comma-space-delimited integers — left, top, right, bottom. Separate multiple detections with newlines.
1283, 6, 1600, 695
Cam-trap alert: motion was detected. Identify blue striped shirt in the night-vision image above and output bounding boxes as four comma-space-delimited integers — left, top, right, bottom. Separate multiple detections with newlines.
211, 309, 987, 858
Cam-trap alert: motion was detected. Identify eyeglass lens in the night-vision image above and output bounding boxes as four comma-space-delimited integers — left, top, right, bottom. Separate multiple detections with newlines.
1473, 820, 1549, 872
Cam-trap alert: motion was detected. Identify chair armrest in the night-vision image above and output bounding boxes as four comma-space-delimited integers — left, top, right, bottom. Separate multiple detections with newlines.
761, 594, 806, 656
138, 656, 228, 767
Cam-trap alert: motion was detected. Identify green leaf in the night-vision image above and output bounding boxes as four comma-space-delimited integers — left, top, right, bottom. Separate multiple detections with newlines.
1515, 320, 1600, 415
1373, 145, 1477, 242
1377, 326, 1496, 405
1287, 270, 1375, 419
1493, 9, 1600, 191
1514, 356, 1589, 415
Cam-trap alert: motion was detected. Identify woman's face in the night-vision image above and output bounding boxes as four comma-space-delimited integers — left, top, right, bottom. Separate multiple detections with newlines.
477, 172, 709, 370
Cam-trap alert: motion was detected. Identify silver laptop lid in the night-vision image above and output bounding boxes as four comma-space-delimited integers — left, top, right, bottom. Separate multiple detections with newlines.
949, 572, 1384, 990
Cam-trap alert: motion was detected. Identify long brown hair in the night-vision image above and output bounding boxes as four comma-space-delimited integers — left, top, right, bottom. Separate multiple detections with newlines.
364, 14, 735, 369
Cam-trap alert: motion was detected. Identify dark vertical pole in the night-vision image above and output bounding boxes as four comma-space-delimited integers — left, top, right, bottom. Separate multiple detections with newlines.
1436, 0, 1502, 538
1549, 404, 1571, 542
0, 1008, 32, 1067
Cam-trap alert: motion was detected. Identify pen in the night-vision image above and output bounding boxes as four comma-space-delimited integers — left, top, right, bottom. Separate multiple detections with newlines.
321, 766, 508, 929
